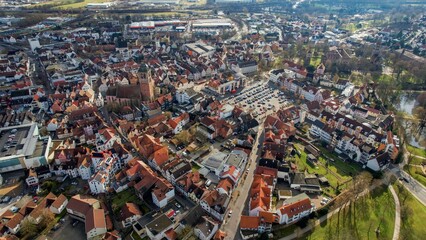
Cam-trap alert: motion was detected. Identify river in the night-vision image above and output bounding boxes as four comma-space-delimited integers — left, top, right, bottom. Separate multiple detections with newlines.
397, 92, 426, 149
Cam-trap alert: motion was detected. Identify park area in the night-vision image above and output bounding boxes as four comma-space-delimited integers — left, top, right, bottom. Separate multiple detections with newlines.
393, 183, 426, 239
302, 186, 395, 240
291, 143, 362, 196
405, 145, 426, 187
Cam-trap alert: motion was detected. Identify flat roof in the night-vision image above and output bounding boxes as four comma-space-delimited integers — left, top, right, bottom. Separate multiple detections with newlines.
226, 151, 247, 167
203, 152, 227, 169
146, 214, 173, 235
0, 124, 33, 158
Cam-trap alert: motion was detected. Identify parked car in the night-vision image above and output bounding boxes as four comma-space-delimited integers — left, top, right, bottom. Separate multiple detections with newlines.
2, 196, 11, 203
72, 220, 79, 227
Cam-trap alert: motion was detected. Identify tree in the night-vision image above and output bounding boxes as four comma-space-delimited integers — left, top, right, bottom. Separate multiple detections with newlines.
174, 130, 192, 145
40, 209, 55, 229
20, 219, 37, 238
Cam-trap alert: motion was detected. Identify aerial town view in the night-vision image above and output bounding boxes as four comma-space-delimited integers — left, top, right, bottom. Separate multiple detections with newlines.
0, 0, 426, 239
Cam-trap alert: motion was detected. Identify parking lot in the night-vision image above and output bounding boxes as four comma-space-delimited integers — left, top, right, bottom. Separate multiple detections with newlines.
225, 81, 291, 121
47, 215, 85, 240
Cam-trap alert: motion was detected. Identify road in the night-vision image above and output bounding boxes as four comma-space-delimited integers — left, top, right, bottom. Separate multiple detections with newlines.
221, 124, 264, 240
227, 17, 248, 42
385, 141, 426, 207
388, 165, 426, 206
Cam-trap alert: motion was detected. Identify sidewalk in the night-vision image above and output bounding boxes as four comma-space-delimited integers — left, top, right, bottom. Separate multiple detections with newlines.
389, 185, 401, 240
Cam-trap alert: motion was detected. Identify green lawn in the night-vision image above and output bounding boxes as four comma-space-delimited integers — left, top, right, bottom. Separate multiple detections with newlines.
303, 186, 395, 240
404, 165, 426, 187
393, 183, 426, 239
111, 188, 149, 214
309, 56, 322, 67
273, 224, 299, 239
409, 156, 426, 166
317, 145, 363, 176
407, 145, 426, 158
293, 144, 352, 196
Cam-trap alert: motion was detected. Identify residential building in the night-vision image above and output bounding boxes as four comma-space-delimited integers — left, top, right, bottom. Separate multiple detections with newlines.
276, 193, 314, 224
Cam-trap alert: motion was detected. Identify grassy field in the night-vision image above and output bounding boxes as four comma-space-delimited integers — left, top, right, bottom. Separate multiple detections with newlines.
180, 0, 206, 6
56, 0, 112, 9
32, 0, 112, 9
407, 145, 426, 158
393, 183, 426, 239
302, 186, 395, 240
404, 165, 426, 187
410, 156, 426, 166
292, 144, 354, 196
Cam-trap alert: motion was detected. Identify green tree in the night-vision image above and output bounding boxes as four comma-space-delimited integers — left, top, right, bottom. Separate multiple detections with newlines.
20, 219, 37, 238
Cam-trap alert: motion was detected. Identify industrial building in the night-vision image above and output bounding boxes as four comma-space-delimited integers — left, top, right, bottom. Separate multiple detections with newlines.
192, 19, 233, 29
0, 123, 51, 173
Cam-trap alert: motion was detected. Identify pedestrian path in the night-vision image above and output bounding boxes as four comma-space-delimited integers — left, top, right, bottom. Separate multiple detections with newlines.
389, 185, 401, 240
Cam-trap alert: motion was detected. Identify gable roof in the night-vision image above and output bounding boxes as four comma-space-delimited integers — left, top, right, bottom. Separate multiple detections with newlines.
240, 215, 260, 229
85, 208, 106, 233
278, 193, 312, 218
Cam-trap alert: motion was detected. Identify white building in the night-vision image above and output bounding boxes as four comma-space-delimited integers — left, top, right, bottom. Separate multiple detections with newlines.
152, 179, 175, 208
89, 172, 108, 194
28, 38, 41, 52
232, 61, 258, 75
276, 193, 314, 225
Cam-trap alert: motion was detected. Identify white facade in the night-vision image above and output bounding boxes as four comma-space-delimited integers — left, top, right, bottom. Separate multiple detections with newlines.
78, 165, 92, 180
89, 174, 108, 194
87, 227, 107, 240
152, 188, 175, 208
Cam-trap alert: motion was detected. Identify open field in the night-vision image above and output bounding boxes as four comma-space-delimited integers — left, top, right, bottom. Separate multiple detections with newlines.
407, 145, 426, 158
393, 182, 426, 239
302, 186, 395, 240
32, 0, 112, 9
180, 0, 206, 6
409, 156, 426, 166
56, 0, 112, 9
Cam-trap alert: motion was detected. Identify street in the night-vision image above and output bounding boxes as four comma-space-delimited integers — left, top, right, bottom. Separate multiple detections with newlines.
221, 123, 264, 240
388, 165, 426, 206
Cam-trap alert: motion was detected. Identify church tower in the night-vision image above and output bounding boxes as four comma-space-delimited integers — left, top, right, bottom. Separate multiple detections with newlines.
138, 63, 155, 101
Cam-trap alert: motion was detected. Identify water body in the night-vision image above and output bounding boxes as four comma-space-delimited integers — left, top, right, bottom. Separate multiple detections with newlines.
397, 92, 426, 149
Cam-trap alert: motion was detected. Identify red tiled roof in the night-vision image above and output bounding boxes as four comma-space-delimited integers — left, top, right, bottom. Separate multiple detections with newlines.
85, 208, 106, 233
240, 216, 260, 229
121, 202, 142, 220
279, 198, 312, 218
51, 194, 67, 210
